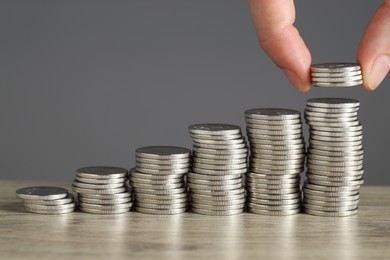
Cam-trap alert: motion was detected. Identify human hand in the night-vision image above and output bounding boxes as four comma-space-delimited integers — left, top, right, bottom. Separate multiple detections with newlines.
248, 0, 390, 92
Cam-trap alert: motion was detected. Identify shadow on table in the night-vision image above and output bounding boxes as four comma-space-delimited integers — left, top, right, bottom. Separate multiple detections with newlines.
1, 202, 26, 213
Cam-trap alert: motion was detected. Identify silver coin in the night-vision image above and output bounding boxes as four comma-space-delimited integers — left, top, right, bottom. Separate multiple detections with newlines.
187, 177, 242, 185
304, 110, 358, 118
307, 158, 362, 167
191, 197, 246, 206
245, 108, 301, 120
309, 144, 363, 152
79, 202, 133, 210
309, 139, 362, 148
79, 191, 131, 200
247, 192, 301, 200
190, 188, 245, 196
192, 167, 247, 175
310, 63, 361, 73
246, 182, 298, 190
187, 172, 242, 181
304, 182, 362, 192
246, 124, 302, 131
308, 178, 364, 187
80, 207, 130, 214
307, 169, 364, 177
247, 207, 301, 216
192, 203, 244, 211
311, 70, 361, 77
307, 163, 363, 172
135, 167, 189, 175
304, 193, 360, 202
247, 202, 300, 211
76, 176, 127, 184
16, 187, 69, 200
247, 187, 299, 195
22, 194, 75, 206
306, 120, 360, 127
133, 187, 187, 195
306, 106, 359, 113
72, 186, 126, 194
190, 193, 245, 201
135, 157, 190, 165
249, 138, 304, 146
72, 180, 124, 189
312, 81, 363, 88
135, 197, 188, 204
130, 169, 184, 180
304, 208, 358, 217
310, 134, 362, 142
136, 146, 191, 159
306, 173, 363, 182
131, 182, 184, 190
193, 151, 247, 160
245, 117, 302, 125
250, 153, 305, 160
246, 176, 299, 184
76, 166, 128, 179
135, 162, 191, 170
189, 124, 241, 135
192, 162, 247, 171
307, 98, 360, 108
310, 129, 362, 137
191, 137, 245, 145
247, 133, 304, 141
251, 148, 306, 156
130, 176, 183, 185
78, 196, 132, 205
136, 202, 187, 210
312, 75, 362, 82
190, 133, 243, 140
135, 192, 188, 200
251, 163, 304, 171
250, 143, 305, 151
188, 183, 242, 191
191, 207, 243, 216
24, 207, 75, 215
308, 148, 363, 157
247, 197, 301, 205
24, 202, 76, 210
251, 158, 304, 166
250, 167, 303, 175
136, 206, 187, 215
309, 124, 363, 133
193, 157, 247, 165
304, 198, 359, 207
192, 147, 248, 155
303, 187, 359, 197
193, 142, 247, 150
246, 128, 303, 136
304, 203, 357, 212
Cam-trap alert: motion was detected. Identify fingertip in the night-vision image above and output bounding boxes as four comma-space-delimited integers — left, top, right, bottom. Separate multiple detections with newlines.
362, 55, 390, 90
283, 69, 311, 92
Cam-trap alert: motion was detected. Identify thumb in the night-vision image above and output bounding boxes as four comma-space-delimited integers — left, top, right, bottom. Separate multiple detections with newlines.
358, 0, 390, 90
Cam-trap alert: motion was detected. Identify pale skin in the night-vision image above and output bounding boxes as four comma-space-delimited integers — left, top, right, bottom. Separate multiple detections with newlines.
249, 0, 390, 92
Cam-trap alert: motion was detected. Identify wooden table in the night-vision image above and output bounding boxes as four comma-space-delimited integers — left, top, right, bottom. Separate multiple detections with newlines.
1, 180, 389, 260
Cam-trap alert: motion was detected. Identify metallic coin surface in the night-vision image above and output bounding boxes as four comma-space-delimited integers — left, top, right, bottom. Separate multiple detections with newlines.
16, 187, 68, 200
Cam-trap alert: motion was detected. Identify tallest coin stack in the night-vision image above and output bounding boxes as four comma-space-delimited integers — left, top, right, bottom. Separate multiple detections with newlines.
303, 98, 364, 217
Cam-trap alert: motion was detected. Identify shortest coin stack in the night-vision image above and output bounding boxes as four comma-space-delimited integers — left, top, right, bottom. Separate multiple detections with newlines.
311, 63, 362, 88
131, 146, 190, 215
16, 186, 76, 214
72, 166, 132, 214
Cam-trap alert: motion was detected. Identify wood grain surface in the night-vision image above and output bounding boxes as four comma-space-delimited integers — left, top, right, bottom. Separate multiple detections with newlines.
0, 180, 389, 260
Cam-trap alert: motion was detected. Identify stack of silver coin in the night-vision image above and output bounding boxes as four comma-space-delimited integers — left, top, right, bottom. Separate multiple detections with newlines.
188, 124, 247, 216
303, 98, 364, 217
245, 109, 305, 216
131, 146, 190, 215
16, 186, 76, 214
72, 166, 132, 214
311, 63, 363, 88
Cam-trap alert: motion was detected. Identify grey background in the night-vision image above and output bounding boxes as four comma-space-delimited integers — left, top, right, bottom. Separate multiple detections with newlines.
0, 0, 388, 184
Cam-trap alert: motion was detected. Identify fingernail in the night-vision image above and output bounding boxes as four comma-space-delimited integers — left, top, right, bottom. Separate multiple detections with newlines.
283, 69, 308, 92
367, 55, 390, 90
